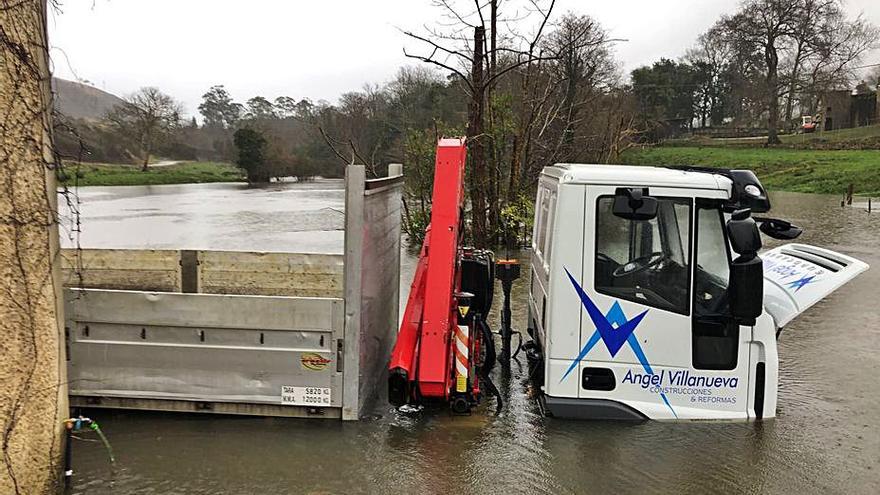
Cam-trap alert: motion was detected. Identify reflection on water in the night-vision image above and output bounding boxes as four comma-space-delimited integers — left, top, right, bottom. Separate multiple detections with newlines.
67, 189, 879, 494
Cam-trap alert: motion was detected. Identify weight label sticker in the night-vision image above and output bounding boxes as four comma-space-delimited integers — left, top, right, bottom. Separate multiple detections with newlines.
281, 386, 331, 407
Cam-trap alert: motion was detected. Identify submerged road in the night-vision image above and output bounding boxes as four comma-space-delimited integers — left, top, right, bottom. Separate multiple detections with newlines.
61, 184, 879, 494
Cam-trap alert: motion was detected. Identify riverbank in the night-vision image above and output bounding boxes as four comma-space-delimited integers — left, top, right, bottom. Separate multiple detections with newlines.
621, 146, 880, 196
59, 161, 243, 186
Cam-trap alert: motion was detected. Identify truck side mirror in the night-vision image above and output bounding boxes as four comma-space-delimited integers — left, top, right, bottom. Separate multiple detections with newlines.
612, 187, 658, 221
729, 257, 763, 325
727, 209, 762, 255
726, 209, 763, 325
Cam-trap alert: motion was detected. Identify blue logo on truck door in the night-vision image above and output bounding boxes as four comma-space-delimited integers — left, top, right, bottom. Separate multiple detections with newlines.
563, 268, 676, 417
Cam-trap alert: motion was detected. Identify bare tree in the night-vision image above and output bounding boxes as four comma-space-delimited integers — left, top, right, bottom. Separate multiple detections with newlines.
781, 0, 838, 126
721, 0, 803, 144
715, 0, 877, 140
107, 87, 182, 170
799, 12, 879, 114
540, 13, 619, 163
401, 0, 559, 242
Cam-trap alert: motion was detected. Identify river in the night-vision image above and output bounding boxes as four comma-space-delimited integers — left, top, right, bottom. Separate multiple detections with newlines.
61, 182, 879, 494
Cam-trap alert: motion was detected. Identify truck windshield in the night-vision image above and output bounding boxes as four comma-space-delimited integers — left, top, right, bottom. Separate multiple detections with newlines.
594, 196, 691, 315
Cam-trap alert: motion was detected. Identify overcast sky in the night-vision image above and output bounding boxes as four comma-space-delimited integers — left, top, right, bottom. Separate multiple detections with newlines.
49, 0, 880, 117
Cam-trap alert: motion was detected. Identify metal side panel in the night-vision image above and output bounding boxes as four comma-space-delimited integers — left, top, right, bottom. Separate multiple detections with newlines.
66, 288, 344, 416
343, 164, 403, 420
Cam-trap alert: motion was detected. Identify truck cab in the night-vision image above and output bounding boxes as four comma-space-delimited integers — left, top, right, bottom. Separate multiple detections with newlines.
528, 164, 867, 420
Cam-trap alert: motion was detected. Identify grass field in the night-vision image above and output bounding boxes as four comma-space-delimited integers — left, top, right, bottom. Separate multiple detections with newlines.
60, 161, 244, 187
621, 146, 880, 196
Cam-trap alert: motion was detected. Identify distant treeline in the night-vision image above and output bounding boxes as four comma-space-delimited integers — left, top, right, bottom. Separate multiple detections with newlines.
54, 0, 878, 245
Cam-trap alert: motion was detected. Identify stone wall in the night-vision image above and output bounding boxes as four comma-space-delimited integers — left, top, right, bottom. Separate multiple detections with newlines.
0, 0, 68, 493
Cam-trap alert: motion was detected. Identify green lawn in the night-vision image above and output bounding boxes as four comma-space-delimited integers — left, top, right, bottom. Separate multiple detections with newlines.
59, 161, 244, 186
785, 124, 880, 144
621, 146, 880, 196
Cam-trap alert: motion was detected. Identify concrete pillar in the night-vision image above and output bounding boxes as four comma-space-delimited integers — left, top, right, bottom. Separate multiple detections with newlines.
0, 0, 68, 493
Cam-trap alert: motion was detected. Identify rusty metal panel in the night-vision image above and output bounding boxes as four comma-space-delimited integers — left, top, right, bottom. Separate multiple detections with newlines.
66, 288, 344, 415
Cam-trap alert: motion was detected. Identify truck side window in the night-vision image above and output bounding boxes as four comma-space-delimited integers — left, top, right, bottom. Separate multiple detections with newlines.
543, 191, 556, 266
594, 196, 691, 315
534, 186, 548, 259
693, 202, 738, 370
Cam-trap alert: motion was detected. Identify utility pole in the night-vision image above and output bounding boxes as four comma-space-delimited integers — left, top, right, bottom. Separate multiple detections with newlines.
0, 0, 69, 493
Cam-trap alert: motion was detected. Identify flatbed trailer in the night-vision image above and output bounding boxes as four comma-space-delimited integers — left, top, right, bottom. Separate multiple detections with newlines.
64, 165, 403, 420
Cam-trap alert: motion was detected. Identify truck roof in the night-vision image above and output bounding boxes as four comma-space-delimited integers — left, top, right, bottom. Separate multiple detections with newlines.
544, 163, 732, 192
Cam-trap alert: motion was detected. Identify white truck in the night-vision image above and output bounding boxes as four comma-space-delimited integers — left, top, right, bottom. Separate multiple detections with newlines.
527, 164, 867, 421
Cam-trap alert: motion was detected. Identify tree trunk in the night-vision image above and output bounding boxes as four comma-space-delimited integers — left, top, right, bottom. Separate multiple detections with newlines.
784, 44, 804, 127
0, 1, 68, 493
467, 26, 487, 244
486, 3, 500, 245
765, 43, 782, 145
141, 140, 152, 171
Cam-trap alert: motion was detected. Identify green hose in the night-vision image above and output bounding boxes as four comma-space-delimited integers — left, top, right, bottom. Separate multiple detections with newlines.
89, 422, 115, 464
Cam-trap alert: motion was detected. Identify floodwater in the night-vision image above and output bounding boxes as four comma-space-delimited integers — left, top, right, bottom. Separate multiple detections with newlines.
59, 180, 346, 254
63, 184, 879, 495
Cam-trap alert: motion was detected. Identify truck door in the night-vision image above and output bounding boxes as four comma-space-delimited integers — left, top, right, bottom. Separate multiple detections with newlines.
690, 200, 752, 417
576, 191, 696, 419
572, 192, 751, 419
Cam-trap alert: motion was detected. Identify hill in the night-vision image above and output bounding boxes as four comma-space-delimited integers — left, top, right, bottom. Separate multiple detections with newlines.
52, 77, 124, 121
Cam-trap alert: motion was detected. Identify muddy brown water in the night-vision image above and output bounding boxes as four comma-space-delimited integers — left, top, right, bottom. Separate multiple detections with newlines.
61, 184, 879, 494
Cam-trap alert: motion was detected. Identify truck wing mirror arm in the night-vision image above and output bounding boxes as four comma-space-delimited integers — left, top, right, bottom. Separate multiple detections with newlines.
612, 187, 658, 221
754, 216, 803, 240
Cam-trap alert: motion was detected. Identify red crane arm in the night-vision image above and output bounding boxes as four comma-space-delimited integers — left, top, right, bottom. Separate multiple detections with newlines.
388, 138, 467, 405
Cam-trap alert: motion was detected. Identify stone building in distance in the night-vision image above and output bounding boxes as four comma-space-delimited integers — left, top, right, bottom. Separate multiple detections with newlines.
819, 80, 880, 131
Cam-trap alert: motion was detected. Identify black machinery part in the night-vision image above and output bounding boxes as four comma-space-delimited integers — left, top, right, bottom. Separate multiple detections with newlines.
460, 249, 495, 321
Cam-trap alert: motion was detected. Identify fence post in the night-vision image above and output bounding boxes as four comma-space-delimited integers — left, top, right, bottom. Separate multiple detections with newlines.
180, 250, 200, 293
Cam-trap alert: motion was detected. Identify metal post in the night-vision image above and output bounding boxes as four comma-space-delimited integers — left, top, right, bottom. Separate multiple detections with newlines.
179, 250, 200, 293
495, 260, 520, 364
342, 165, 366, 420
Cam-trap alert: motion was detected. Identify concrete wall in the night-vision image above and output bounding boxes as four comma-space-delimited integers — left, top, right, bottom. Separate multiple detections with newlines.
851, 92, 878, 127
0, 1, 67, 492
822, 90, 852, 131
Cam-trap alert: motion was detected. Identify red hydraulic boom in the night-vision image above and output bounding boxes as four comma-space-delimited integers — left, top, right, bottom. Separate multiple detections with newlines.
388, 138, 498, 413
